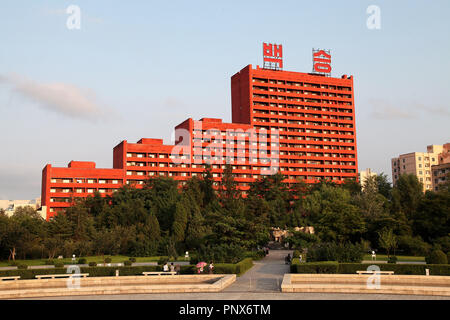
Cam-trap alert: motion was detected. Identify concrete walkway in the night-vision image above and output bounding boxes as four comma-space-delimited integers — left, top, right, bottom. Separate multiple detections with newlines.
224, 249, 292, 293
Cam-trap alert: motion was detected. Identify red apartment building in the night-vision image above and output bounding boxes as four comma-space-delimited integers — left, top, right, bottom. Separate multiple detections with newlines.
231, 65, 358, 185
41, 63, 358, 220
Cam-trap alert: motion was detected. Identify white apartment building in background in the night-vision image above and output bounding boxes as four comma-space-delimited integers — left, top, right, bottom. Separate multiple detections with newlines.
0, 198, 44, 218
359, 168, 377, 189
391, 143, 449, 192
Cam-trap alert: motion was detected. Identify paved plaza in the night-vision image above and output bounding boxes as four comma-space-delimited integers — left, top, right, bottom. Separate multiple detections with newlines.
20, 250, 450, 300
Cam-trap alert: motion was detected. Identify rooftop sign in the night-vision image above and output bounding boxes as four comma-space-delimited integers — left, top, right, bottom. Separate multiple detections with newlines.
312, 48, 332, 76
263, 43, 283, 70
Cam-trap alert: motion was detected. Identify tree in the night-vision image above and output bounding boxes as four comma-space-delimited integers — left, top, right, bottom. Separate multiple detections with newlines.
248, 173, 292, 227
64, 200, 96, 242
355, 175, 388, 219
412, 190, 450, 243
304, 184, 366, 242
13, 206, 43, 220
375, 173, 392, 200
143, 177, 180, 232
201, 164, 216, 205
378, 228, 398, 259
392, 174, 423, 220
172, 197, 188, 242
341, 178, 361, 196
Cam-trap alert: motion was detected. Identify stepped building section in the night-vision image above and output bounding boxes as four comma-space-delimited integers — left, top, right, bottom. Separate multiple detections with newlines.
41, 64, 358, 220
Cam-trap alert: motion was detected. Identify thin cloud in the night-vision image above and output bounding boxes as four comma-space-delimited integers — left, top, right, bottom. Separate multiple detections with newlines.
0, 73, 112, 121
369, 99, 450, 120
369, 99, 416, 120
412, 102, 450, 117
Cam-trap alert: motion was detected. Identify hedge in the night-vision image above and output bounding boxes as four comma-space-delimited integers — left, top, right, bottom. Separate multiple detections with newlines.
290, 261, 338, 273
290, 262, 450, 276
236, 258, 253, 275
198, 258, 253, 276
0, 265, 161, 280
0, 258, 254, 279
245, 250, 266, 261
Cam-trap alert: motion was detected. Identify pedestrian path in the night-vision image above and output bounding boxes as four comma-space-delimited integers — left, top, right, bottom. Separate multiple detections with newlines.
224, 250, 293, 293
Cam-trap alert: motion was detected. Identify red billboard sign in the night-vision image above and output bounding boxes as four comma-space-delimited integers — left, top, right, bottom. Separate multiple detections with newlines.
312, 49, 331, 76
263, 43, 283, 70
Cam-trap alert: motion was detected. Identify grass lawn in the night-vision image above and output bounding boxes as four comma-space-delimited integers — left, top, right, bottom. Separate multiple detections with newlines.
0, 255, 189, 267
363, 254, 425, 262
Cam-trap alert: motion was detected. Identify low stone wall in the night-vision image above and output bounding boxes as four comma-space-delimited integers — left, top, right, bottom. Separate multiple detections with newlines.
0, 274, 236, 299
281, 274, 450, 296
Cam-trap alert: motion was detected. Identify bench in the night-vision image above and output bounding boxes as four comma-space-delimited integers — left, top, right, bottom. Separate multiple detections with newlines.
35, 273, 89, 279
142, 272, 177, 276
356, 270, 394, 275
0, 276, 20, 281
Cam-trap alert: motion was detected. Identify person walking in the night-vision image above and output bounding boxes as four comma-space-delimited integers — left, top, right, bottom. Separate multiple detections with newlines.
170, 262, 175, 272
208, 261, 214, 274
163, 262, 169, 272
175, 264, 181, 275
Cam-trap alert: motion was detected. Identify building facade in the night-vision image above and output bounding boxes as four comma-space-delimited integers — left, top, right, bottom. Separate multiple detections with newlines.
0, 198, 42, 218
41, 64, 358, 220
391, 144, 448, 192
432, 143, 450, 191
359, 168, 377, 189
231, 65, 358, 184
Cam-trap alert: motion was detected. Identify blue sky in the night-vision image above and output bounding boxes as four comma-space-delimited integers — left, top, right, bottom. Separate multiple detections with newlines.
0, 0, 449, 199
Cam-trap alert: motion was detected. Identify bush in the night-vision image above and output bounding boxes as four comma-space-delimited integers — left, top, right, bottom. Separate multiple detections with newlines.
434, 236, 450, 253
290, 262, 450, 276
388, 256, 398, 264
9, 261, 18, 266
397, 235, 431, 256
195, 244, 246, 264
284, 231, 320, 250
189, 254, 199, 265
129, 257, 136, 263
157, 257, 169, 265
245, 250, 266, 260
124, 260, 132, 266
426, 249, 448, 264
78, 258, 87, 264
293, 250, 300, 258
104, 257, 112, 264
17, 264, 28, 270
88, 262, 97, 267
54, 262, 65, 268
236, 258, 253, 275
209, 258, 253, 275
291, 261, 339, 274
447, 252, 450, 265
44, 259, 54, 265
307, 242, 364, 263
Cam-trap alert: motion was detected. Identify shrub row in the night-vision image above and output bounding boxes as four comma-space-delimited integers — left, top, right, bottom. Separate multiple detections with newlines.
0, 258, 254, 279
245, 250, 266, 261
290, 260, 338, 273
200, 258, 253, 275
0, 266, 162, 279
290, 261, 450, 276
